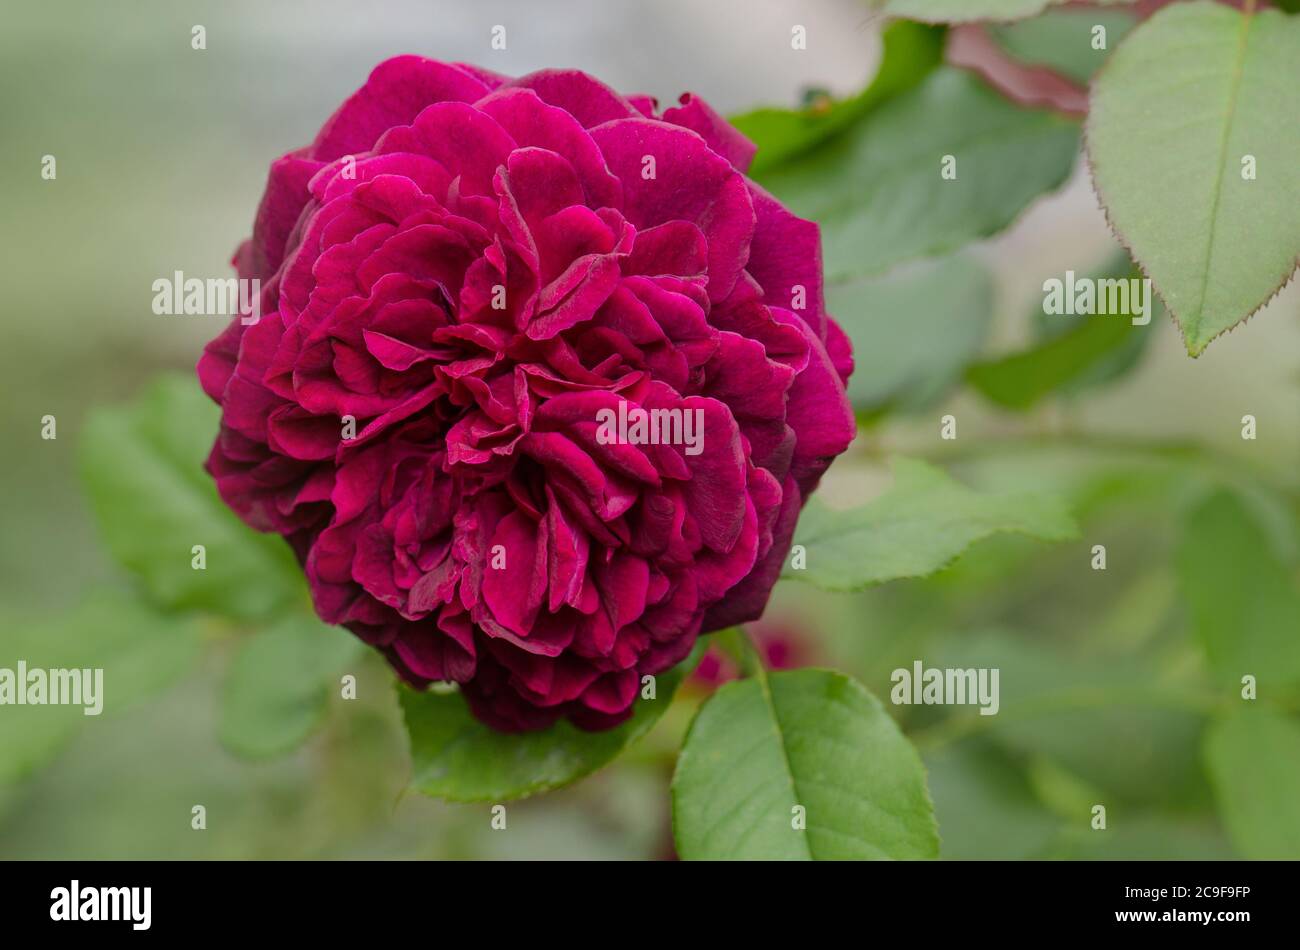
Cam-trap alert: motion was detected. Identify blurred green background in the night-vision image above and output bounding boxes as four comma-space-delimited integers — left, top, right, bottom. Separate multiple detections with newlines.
1, 0, 1297, 859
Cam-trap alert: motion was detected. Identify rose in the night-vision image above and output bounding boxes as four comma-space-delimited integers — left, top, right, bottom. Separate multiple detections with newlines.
198, 57, 854, 732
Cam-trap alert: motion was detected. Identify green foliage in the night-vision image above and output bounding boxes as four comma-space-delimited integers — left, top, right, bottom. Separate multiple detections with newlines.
1177, 490, 1300, 688
878, 0, 1057, 23
968, 314, 1134, 410
1205, 707, 1300, 859
732, 21, 945, 177
401, 641, 705, 802
832, 254, 993, 414
754, 67, 1079, 281
79, 373, 304, 620
968, 256, 1155, 410
988, 9, 1135, 85
924, 740, 1060, 859
783, 458, 1078, 590
220, 616, 366, 759
929, 632, 1213, 810
1064, 814, 1236, 860
1086, 3, 1300, 355
0, 589, 203, 783
76, 375, 378, 763
876, 0, 1131, 24
673, 663, 938, 859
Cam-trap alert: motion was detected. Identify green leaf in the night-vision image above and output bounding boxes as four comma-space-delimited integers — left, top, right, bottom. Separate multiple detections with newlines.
0, 664, 322, 859
782, 458, 1077, 590
761, 67, 1078, 281
926, 632, 1214, 810
876, 0, 1130, 24
1205, 706, 1300, 859
733, 21, 946, 177
878, 0, 1054, 22
401, 640, 705, 802
924, 739, 1060, 859
1029, 257, 1158, 396
831, 254, 993, 413
989, 9, 1136, 86
0, 589, 203, 783
672, 666, 938, 859
1176, 490, 1300, 688
1085, 2, 1300, 355
1065, 816, 1235, 860
970, 308, 1134, 410
80, 373, 304, 620
967, 258, 1154, 410
219, 615, 366, 759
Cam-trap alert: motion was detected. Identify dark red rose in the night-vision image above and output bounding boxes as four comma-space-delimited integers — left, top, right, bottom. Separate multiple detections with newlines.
199, 57, 854, 731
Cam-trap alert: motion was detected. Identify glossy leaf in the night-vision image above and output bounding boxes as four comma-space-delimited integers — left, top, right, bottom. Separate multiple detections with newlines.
401, 641, 705, 802
782, 458, 1077, 590
924, 740, 1060, 859
930, 632, 1213, 810
831, 254, 993, 413
1176, 490, 1300, 688
733, 21, 945, 176
80, 374, 304, 620
1205, 706, 1300, 859
219, 615, 366, 759
761, 67, 1078, 281
877, 0, 1129, 24
968, 257, 1154, 409
989, 9, 1135, 85
672, 667, 938, 859
0, 590, 203, 783
1086, 3, 1300, 355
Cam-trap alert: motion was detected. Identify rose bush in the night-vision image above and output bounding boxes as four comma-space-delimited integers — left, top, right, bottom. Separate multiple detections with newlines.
198, 57, 854, 732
